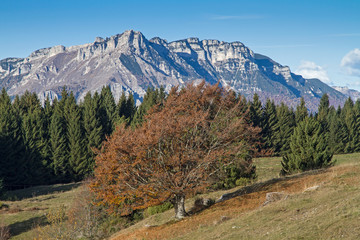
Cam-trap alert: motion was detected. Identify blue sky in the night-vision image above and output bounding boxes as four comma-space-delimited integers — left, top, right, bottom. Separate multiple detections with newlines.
1, 0, 360, 90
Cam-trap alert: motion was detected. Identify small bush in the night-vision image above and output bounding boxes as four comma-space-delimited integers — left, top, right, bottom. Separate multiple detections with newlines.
235, 177, 251, 186
213, 163, 256, 190
34, 184, 134, 240
0, 220, 10, 240
189, 197, 215, 214
143, 202, 173, 218
0, 202, 9, 210
7, 205, 22, 213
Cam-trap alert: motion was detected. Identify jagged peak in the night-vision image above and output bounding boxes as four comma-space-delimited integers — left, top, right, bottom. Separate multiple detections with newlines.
149, 37, 168, 45
121, 29, 145, 39
94, 37, 105, 43
28, 45, 66, 59
0, 57, 22, 63
186, 37, 200, 43
230, 41, 245, 47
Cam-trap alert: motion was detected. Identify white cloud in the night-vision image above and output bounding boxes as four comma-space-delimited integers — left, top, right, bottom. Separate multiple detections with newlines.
295, 61, 332, 84
341, 48, 360, 76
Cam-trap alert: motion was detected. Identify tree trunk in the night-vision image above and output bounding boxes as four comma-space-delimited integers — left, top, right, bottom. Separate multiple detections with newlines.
174, 194, 186, 219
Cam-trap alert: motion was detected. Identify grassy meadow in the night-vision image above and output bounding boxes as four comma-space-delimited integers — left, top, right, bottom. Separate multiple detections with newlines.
1, 152, 360, 239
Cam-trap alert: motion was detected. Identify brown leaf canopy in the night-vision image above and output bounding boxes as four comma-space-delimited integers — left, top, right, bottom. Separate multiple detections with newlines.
90, 81, 259, 215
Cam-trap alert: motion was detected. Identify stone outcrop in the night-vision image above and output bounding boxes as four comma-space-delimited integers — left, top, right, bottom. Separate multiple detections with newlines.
0, 30, 347, 110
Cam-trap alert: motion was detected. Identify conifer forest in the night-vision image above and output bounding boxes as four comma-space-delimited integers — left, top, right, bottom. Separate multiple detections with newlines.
1, 83, 359, 193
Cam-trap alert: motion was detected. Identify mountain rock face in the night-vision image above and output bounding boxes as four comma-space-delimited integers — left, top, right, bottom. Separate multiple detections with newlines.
0, 30, 347, 110
333, 86, 360, 101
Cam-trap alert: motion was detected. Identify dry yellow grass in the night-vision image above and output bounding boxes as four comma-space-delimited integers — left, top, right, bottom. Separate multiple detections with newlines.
2, 153, 360, 239
112, 163, 360, 240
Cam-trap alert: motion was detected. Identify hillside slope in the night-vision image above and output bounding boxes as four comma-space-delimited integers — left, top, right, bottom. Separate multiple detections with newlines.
112, 154, 360, 240
0, 30, 346, 111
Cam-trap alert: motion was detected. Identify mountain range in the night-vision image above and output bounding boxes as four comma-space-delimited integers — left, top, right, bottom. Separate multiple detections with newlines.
0, 30, 354, 111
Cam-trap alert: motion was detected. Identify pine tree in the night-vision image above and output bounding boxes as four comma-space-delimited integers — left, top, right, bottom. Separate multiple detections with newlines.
82, 92, 103, 174
49, 98, 70, 182
328, 107, 347, 154
131, 87, 166, 127
66, 92, 86, 180
353, 100, 360, 152
99, 86, 116, 136
295, 97, 308, 123
21, 106, 47, 184
281, 117, 334, 175
41, 95, 53, 170
117, 92, 127, 117
316, 94, 330, 146
0, 89, 27, 189
124, 92, 136, 123
262, 99, 278, 152
273, 103, 295, 154
249, 93, 263, 128
342, 97, 357, 153
317, 94, 330, 121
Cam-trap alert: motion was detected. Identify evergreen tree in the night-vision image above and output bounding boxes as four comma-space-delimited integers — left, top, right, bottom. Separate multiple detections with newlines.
249, 93, 263, 128
82, 92, 103, 174
41, 95, 53, 169
342, 97, 357, 153
0, 89, 27, 189
124, 92, 136, 123
353, 100, 360, 152
317, 94, 330, 124
262, 99, 278, 152
273, 103, 295, 154
316, 94, 330, 145
328, 107, 347, 154
66, 92, 86, 180
281, 117, 334, 175
99, 86, 116, 136
21, 105, 47, 184
131, 87, 166, 127
49, 98, 70, 182
18, 91, 40, 115
117, 92, 127, 117
295, 97, 308, 123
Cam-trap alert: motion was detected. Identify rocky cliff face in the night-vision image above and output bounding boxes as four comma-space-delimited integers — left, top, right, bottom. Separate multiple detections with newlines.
333, 86, 360, 101
0, 30, 347, 110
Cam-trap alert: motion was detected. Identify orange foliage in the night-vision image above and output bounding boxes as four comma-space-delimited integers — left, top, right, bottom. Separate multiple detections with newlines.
90, 81, 259, 216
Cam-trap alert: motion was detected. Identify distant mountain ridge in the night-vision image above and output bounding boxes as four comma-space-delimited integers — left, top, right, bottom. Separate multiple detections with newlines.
0, 30, 348, 110
332, 86, 360, 101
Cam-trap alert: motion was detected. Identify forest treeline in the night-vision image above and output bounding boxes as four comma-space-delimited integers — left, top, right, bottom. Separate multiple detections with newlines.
0, 85, 360, 191
0, 86, 165, 190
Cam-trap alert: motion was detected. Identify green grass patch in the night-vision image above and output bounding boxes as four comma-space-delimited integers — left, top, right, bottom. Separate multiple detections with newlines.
0, 183, 81, 240
3, 152, 360, 239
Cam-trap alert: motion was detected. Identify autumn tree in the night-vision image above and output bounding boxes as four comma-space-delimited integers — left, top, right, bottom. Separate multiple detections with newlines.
91, 82, 259, 219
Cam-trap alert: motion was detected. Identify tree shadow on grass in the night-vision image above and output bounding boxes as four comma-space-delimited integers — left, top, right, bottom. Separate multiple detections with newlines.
8, 215, 47, 237
217, 168, 328, 202
3, 182, 82, 201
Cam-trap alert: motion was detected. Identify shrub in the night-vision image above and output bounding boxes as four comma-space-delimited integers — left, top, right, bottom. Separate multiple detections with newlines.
143, 202, 173, 218
213, 162, 256, 190
189, 197, 215, 214
235, 177, 251, 186
34, 184, 134, 240
280, 117, 335, 175
0, 202, 9, 210
0, 220, 10, 240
